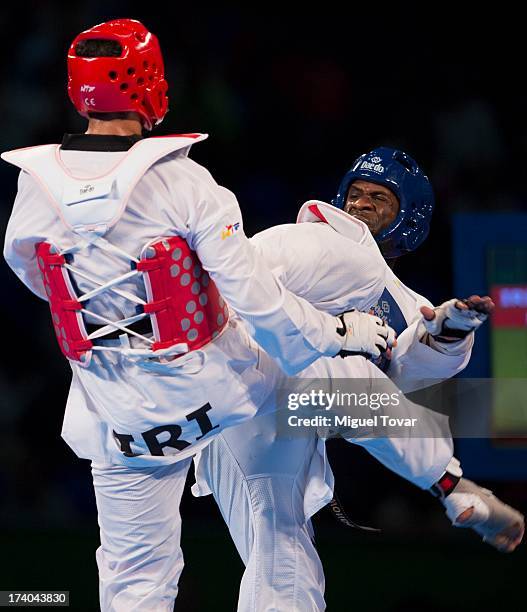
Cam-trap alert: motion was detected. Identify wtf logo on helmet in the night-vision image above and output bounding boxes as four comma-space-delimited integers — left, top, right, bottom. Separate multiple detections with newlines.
80, 84, 96, 107
360, 156, 385, 174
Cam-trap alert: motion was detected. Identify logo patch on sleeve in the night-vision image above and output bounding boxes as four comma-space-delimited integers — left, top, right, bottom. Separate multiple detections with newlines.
221, 222, 240, 240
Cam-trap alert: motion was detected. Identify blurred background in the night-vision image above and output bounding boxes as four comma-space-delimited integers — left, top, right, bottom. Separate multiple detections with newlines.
0, 3, 526, 610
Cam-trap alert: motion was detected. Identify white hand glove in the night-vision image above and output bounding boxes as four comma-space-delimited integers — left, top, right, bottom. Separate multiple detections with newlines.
337, 309, 396, 359
422, 298, 489, 339
442, 478, 525, 552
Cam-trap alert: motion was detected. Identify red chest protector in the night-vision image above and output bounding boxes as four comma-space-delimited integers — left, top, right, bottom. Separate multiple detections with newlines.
138, 236, 229, 352
36, 236, 229, 364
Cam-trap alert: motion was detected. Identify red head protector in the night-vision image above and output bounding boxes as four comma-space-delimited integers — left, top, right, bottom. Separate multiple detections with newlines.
67, 19, 168, 130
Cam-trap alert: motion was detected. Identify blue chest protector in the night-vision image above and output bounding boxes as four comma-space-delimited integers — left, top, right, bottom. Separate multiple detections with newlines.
370, 288, 408, 371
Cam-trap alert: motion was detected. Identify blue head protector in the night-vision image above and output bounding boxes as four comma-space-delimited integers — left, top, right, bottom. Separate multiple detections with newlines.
332, 147, 435, 259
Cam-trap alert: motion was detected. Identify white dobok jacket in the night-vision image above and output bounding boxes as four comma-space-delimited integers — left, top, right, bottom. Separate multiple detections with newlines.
251, 200, 473, 389
3, 136, 350, 467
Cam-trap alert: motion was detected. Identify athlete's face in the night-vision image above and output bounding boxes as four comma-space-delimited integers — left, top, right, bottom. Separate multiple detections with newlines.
344, 180, 399, 236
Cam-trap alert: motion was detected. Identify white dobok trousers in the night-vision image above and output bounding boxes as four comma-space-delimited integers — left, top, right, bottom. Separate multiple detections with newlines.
193, 358, 453, 611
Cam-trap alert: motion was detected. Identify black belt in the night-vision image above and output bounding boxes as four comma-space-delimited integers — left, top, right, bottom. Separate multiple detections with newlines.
85, 318, 152, 340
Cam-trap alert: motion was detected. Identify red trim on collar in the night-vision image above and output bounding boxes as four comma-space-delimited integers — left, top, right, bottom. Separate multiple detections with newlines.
308, 204, 328, 223
151, 133, 202, 139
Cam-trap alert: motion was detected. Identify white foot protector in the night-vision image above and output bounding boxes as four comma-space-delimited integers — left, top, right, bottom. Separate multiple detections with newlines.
443, 478, 525, 552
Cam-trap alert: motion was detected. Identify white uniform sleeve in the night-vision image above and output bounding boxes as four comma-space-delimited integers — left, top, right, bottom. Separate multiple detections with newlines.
169, 158, 344, 374
3, 171, 52, 300
251, 223, 387, 315
389, 287, 473, 392
251, 221, 473, 387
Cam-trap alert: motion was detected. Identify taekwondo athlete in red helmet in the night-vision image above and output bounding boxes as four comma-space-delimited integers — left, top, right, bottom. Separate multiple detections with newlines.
2, 19, 395, 611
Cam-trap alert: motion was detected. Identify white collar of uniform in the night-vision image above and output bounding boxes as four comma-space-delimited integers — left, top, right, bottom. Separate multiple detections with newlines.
296, 200, 377, 248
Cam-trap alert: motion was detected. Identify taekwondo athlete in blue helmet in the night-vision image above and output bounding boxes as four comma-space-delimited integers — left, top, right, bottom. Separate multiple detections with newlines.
193, 146, 524, 612
333, 147, 494, 375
